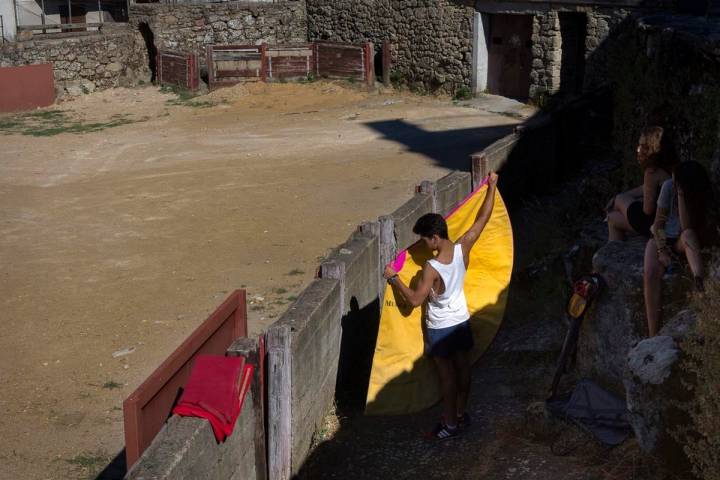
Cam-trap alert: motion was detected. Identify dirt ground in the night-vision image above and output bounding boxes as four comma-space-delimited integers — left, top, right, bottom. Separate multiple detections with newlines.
0, 81, 532, 479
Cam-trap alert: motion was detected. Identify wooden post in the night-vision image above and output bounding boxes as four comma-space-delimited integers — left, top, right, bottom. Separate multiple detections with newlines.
156, 51, 161, 87
357, 220, 379, 238
267, 324, 291, 480
313, 42, 320, 77
382, 41, 391, 87
378, 215, 395, 304
417, 180, 437, 213
206, 45, 214, 90
365, 42, 375, 87
227, 337, 267, 480
260, 43, 268, 83
471, 152, 489, 189
321, 260, 346, 312
234, 289, 248, 338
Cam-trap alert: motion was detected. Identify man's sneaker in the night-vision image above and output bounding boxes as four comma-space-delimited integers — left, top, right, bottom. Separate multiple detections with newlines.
457, 412, 471, 429
427, 422, 459, 440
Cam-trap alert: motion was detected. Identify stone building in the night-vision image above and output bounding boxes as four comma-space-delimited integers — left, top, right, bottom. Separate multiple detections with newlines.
0, 0, 708, 101
472, 1, 675, 99
306, 0, 676, 99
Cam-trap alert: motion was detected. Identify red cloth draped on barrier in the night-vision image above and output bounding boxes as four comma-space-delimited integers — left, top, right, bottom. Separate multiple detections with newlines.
173, 355, 254, 442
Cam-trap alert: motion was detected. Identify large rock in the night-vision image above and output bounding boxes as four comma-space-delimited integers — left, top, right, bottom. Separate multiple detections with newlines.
576, 237, 686, 394
624, 310, 696, 458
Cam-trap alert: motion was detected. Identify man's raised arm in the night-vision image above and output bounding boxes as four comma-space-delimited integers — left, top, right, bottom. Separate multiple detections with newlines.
459, 172, 498, 260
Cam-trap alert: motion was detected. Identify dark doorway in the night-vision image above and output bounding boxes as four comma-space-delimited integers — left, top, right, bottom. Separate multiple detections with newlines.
59, 3, 87, 32
559, 12, 587, 94
487, 14, 533, 99
138, 22, 157, 82
374, 50, 383, 82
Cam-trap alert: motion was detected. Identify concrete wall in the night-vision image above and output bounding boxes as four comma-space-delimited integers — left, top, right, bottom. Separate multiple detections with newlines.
122, 168, 473, 480
436, 171, 473, 215
264, 169, 476, 480
0, 26, 149, 96
320, 228, 380, 411
130, 1, 307, 61
125, 336, 266, 480
266, 277, 342, 477
125, 390, 259, 480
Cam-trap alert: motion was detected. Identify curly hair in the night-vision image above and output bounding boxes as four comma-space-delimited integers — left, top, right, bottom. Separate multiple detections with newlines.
413, 213, 449, 240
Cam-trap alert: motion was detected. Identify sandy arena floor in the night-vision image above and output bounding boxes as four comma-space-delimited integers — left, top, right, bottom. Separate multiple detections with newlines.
0, 82, 532, 479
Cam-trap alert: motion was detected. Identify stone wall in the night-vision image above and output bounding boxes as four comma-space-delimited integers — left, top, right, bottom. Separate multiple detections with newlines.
582, 7, 632, 92
130, 1, 308, 61
528, 8, 635, 98
599, 14, 720, 192
529, 12, 561, 99
306, 0, 476, 95
0, 27, 149, 97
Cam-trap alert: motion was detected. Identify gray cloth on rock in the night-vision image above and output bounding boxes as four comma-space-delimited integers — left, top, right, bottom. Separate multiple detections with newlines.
546, 379, 631, 446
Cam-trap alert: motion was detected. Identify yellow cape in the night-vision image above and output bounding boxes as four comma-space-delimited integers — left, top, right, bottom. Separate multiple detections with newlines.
365, 183, 513, 415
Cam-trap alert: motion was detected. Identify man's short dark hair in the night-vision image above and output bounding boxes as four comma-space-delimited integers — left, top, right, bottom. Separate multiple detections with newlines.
413, 213, 449, 239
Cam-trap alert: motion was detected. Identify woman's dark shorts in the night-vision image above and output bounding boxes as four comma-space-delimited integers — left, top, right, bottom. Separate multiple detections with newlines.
626, 201, 654, 237
427, 320, 474, 358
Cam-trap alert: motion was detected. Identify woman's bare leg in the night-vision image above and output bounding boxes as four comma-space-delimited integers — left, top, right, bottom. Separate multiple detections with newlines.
644, 239, 665, 337
614, 192, 637, 214
677, 229, 704, 278
608, 193, 639, 241
608, 211, 632, 241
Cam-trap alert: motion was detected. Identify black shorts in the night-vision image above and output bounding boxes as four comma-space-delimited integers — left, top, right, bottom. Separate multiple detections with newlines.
427, 321, 474, 358
626, 201, 654, 237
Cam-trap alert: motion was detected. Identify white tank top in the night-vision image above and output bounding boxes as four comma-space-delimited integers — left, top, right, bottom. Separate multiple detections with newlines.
426, 243, 470, 329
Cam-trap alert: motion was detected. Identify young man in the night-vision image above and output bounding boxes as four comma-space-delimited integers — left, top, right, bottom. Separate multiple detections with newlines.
384, 172, 498, 439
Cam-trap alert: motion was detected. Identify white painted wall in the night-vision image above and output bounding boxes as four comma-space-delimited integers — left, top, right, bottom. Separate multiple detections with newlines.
472, 11, 490, 95
1, 0, 17, 40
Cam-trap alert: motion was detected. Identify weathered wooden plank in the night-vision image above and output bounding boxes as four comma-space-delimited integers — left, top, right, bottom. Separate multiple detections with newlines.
267, 324, 291, 480
227, 337, 267, 480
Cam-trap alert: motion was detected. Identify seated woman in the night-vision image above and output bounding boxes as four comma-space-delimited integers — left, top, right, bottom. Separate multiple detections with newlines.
643, 160, 713, 337
607, 127, 674, 241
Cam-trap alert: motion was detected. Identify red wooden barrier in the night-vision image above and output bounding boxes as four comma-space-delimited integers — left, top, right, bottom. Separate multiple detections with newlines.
265, 44, 315, 81
207, 44, 267, 89
123, 289, 248, 467
157, 50, 199, 91
315, 41, 374, 86
0, 64, 55, 113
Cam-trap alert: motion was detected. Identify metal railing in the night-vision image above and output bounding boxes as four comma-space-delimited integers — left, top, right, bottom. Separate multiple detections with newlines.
14, 0, 130, 35
131, 0, 279, 3
1, 15, 5, 45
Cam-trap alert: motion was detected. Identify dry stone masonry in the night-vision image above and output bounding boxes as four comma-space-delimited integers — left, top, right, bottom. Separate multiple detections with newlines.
131, 1, 308, 62
0, 27, 149, 97
306, 0, 476, 95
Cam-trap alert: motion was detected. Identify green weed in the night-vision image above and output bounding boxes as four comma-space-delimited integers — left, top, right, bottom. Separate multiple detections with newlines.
453, 86, 472, 101
0, 110, 137, 137
65, 450, 110, 478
